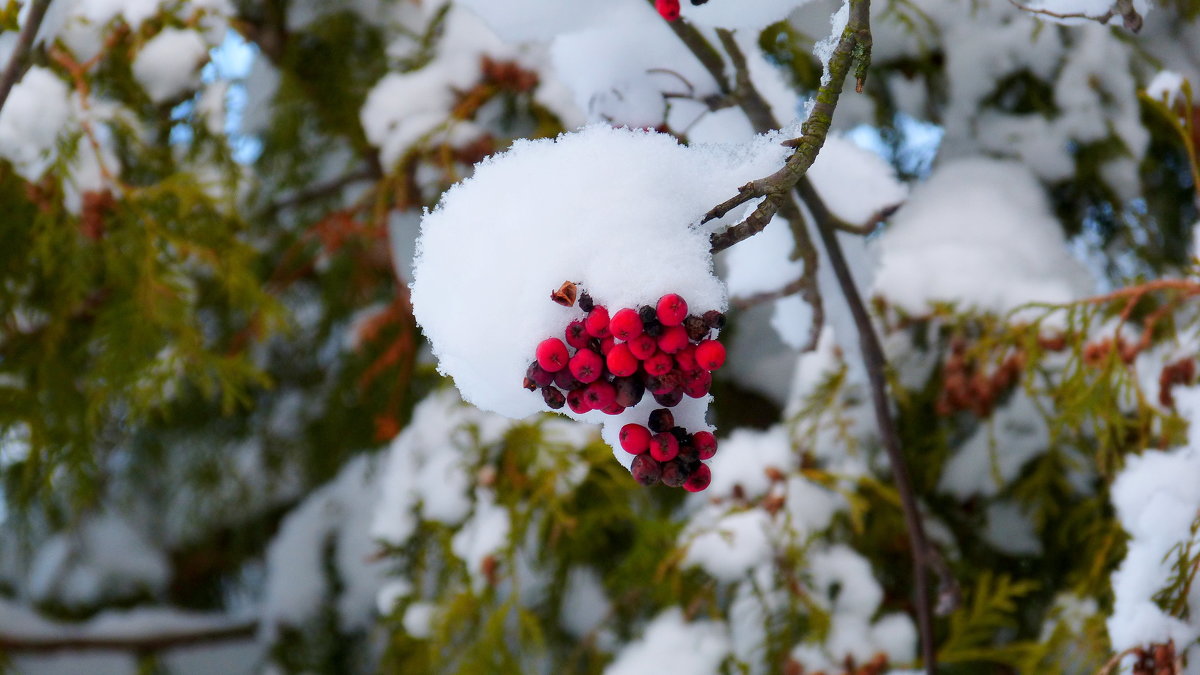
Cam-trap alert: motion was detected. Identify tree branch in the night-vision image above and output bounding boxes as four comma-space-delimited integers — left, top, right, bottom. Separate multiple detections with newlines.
0, 0, 53, 118
667, 3, 942, 671
1008, 0, 1143, 32
0, 620, 257, 653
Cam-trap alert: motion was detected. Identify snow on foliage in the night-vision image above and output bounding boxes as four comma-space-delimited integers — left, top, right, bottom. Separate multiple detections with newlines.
132, 28, 211, 104
872, 158, 1092, 315
411, 124, 790, 458
603, 607, 731, 675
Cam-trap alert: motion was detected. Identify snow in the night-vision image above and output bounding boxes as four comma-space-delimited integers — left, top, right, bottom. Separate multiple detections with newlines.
133, 28, 210, 104
560, 567, 611, 638
704, 426, 794, 499
402, 601, 438, 639
815, 0, 850, 87
451, 489, 512, 590
604, 608, 730, 675
938, 393, 1051, 499
1146, 70, 1187, 107
871, 158, 1092, 317
0, 67, 71, 181
682, 507, 775, 582
411, 124, 791, 458
683, 0, 814, 30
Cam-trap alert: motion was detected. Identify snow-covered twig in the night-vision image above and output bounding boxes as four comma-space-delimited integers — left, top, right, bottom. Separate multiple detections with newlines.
1008, 0, 1144, 32
0, 0, 53, 118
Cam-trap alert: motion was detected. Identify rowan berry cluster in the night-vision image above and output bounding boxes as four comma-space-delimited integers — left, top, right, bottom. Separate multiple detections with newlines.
619, 408, 716, 492
523, 287, 727, 490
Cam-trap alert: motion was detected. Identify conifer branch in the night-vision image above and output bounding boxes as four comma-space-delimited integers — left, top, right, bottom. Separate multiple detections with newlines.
0, 0, 52, 118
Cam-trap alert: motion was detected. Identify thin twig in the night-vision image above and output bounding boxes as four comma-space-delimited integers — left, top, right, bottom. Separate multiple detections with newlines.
0, 0, 53, 118
1008, 0, 1143, 32
0, 620, 257, 653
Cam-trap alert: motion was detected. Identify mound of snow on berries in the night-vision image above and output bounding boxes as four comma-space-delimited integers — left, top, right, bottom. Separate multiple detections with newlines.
412, 125, 789, 451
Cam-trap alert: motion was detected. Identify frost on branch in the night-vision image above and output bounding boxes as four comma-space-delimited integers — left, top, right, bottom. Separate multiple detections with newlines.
411, 125, 789, 462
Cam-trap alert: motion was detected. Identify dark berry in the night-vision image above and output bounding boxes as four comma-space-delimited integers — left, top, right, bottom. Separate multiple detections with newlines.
682, 370, 712, 398
578, 291, 594, 313
583, 380, 616, 410
649, 432, 679, 462
692, 431, 717, 460
660, 460, 687, 488
619, 423, 651, 454
691, 0, 709, 5
542, 387, 565, 409
682, 463, 712, 492
695, 339, 726, 371
702, 310, 725, 330
536, 338, 570, 372
554, 368, 585, 391
657, 325, 689, 354
602, 402, 626, 415
613, 376, 646, 408
565, 321, 590, 350
609, 308, 643, 341
628, 334, 658, 360
631, 454, 662, 486
522, 377, 537, 391
654, 390, 683, 407
585, 305, 610, 338
527, 362, 554, 387
606, 343, 638, 377
645, 374, 676, 396
570, 349, 604, 383
684, 315, 709, 341
638, 306, 656, 323
657, 294, 688, 326
670, 426, 688, 444
643, 317, 663, 337
648, 408, 675, 433
567, 388, 590, 414
644, 352, 673, 376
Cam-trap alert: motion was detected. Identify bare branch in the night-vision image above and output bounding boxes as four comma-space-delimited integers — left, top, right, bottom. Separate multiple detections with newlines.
1009, 0, 1143, 32
0, 620, 257, 653
0, 0, 53, 118
709, 195, 780, 253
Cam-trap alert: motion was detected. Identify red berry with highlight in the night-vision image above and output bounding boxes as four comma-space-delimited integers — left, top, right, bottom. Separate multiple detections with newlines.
649, 432, 679, 462
644, 352, 673, 376
695, 339, 726, 371
585, 305, 610, 338
619, 424, 651, 454
628, 334, 657, 360
536, 338, 570, 372
657, 325, 689, 354
656, 294, 688, 326
565, 321, 590, 350
583, 380, 616, 410
682, 463, 712, 492
570, 349, 604, 383
606, 342, 639, 377
609, 308, 643, 341
598, 335, 615, 356
675, 345, 697, 372
692, 431, 717, 460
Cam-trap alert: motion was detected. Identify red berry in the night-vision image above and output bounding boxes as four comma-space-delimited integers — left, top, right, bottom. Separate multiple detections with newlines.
602, 402, 626, 415
654, 390, 683, 407
567, 388, 591, 414
660, 460, 687, 487
536, 338, 569, 372
609, 308, 643, 341
619, 424, 651, 454
657, 325, 689, 354
585, 305, 610, 338
527, 362, 554, 387
583, 380, 616, 410
570, 349, 604, 383
682, 370, 712, 398
598, 335, 615, 356
695, 340, 726, 371
692, 431, 717, 460
648, 408, 675, 433
644, 352, 673, 376
649, 432, 679, 462
628, 334, 657, 360
606, 343, 639, 377
675, 345, 697, 372
655, 0, 680, 21
565, 321, 590, 350
542, 387, 566, 410
631, 454, 662, 486
682, 463, 712, 492
656, 294, 688, 326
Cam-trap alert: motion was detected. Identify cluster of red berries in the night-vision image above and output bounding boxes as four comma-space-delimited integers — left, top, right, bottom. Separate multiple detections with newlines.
523, 290, 727, 417
619, 408, 715, 492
